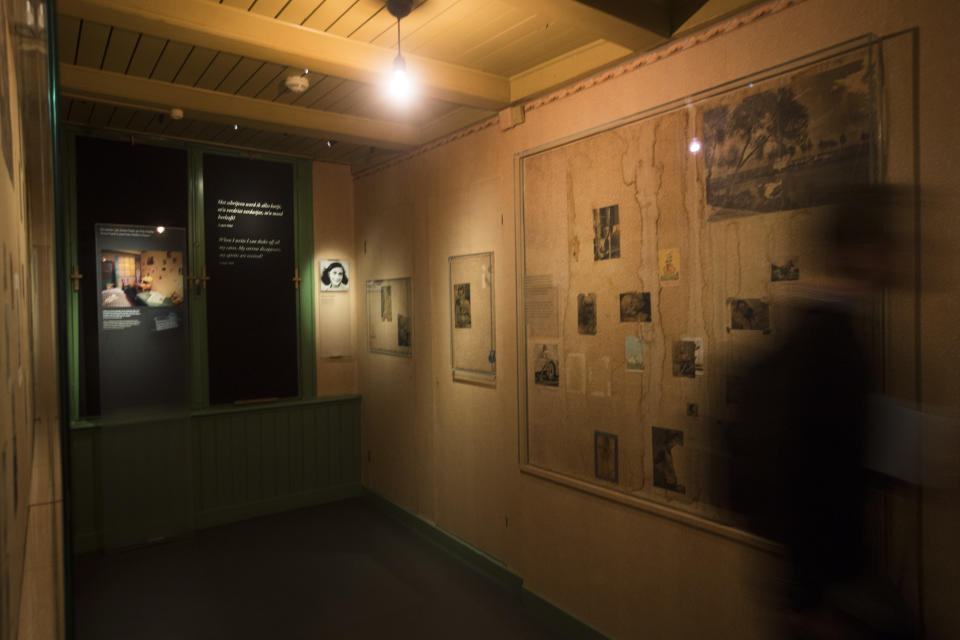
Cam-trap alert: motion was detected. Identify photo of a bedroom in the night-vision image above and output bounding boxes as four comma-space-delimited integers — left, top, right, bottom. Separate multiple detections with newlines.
100, 249, 185, 308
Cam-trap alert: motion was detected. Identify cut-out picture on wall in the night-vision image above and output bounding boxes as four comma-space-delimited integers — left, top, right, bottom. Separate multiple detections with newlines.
594, 431, 619, 483
652, 427, 685, 494
730, 298, 770, 331
577, 293, 597, 334
672, 340, 697, 378
381, 285, 392, 321
99, 249, 184, 308
397, 313, 411, 347
771, 257, 800, 281
454, 283, 471, 328
319, 260, 349, 291
625, 336, 644, 371
619, 292, 651, 322
533, 343, 560, 387
592, 204, 620, 261
658, 248, 680, 282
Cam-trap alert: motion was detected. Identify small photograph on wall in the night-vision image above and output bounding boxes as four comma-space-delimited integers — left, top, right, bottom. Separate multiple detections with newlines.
319, 259, 350, 291
592, 204, 620, 261
658, 248, 680, 282
652, 427, 685, 494
381, 285, 392, 321
625, 336, 644, 371
533, 343, 560, 387
700, 48, 877, 217
594, 431, 619, 483
619, 291, 651, 322
730, 298, 771, 331
672, 340, 697, 378
397, 314, 411, 347
771, 256, 800, 282
577, 293, 597, 334
454, 283, 471, 328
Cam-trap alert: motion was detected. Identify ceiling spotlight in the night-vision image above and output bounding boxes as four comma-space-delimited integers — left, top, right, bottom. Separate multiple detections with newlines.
156, 226, 166, 234
386, 0, 414, 104
233, 124, 239, 130
326, 139, 336, 149
688, 138, 702, 154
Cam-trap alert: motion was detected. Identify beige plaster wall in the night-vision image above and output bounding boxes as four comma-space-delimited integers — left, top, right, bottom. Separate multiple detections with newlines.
313, 161, 359, 397
354, 1, 960, 637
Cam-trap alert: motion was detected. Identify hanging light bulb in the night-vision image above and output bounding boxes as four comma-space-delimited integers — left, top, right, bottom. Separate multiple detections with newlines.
386, 0, 414, 105
389, 53, 412, 103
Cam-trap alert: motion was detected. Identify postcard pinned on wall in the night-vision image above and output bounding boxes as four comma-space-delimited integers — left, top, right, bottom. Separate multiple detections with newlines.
588, 356, 611, 397
524, 274, 559, 337
625, 336, 644, 372
658, 248, 680, 283
771, 256, 799, 282
619, 291, 651, 322
652, 427, 685, 494
577, 293, 597, 335
566, 352, 586, 394
592, 204, 620, 261
672, 337, 704, 377
594, 431, 619, 483
729, 298, 771, 332
533, 343, 560, 388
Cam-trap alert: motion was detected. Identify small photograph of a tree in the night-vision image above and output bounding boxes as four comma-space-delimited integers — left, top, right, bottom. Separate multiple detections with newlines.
701, 52, 876, 216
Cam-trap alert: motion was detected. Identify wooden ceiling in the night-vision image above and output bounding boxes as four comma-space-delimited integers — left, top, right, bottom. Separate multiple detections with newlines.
57, 0, 764, 173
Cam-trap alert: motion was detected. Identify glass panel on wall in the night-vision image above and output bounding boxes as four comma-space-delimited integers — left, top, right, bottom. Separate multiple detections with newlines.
202, 153, 298, 404
75, 137, 190, 416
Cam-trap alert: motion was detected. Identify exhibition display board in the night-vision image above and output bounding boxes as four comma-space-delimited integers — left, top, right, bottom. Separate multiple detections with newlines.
449, 252, 496, 383
95, 224, 188, 413
518, 39, 887, 524
366, 277, 412, 357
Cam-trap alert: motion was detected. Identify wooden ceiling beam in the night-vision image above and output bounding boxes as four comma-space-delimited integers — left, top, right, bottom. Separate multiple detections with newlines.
59, 0, 511, 110
507, 0, 670, 51
59, 64, 421, 150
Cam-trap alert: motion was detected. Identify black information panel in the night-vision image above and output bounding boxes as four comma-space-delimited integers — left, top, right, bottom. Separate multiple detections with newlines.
95, 224, 189, 414
203, 154, 298, 403
76, 136, 189, 416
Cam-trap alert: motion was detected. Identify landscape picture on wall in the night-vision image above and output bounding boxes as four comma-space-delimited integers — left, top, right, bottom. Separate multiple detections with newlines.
771, 257, 800, 281
700, 49, 876, 217
533, 343, 560, 387
652, 427, 685, 494
577, 293, 597, 334
592, 204, 620, 260
454, 283, 471, 328
594, 431, 619, 483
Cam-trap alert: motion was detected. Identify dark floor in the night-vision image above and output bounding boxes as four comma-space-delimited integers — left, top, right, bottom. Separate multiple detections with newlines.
73, 498, 562, 639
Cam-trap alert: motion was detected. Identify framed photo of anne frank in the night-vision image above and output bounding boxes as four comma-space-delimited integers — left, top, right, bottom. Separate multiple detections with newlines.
449, 252, 495, 384
319, 259, 349, 291
366, 277, 412, 357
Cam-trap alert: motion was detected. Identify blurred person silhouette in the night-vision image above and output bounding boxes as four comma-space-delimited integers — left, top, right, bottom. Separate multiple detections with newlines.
726, 184, 918, 639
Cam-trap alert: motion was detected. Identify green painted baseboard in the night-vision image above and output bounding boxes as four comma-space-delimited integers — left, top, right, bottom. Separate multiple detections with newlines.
363, 489, 608, 640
